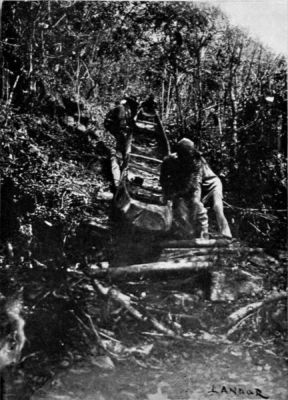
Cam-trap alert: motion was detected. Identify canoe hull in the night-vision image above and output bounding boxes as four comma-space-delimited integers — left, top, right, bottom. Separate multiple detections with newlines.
114, 182, 173, 232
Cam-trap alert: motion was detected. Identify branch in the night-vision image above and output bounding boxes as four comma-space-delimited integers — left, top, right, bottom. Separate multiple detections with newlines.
85, 273, 178, 337
52, 13, 66, 28
227, 291, 287, 326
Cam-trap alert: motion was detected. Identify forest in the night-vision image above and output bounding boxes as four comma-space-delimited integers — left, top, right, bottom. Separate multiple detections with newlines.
0, 1, 287, 399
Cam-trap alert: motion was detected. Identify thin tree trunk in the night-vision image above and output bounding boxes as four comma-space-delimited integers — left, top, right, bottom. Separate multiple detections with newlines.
229, 40, 243, 157
196, 51, 203, 146
174, 68, 184, 137
76, 57, 81, 123
166, 74, 172, 120
161, 75, 165, 121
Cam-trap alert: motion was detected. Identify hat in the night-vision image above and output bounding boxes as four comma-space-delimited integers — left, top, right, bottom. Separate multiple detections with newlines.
176, 138, 199, 160
176, 138, 195, 151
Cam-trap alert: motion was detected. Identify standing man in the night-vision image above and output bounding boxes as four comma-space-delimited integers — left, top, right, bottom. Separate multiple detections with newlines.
160, 138, 232, 238
104, 96, 138, 189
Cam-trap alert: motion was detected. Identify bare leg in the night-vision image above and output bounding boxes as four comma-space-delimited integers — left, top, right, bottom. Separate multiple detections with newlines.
110, 150, 123, 190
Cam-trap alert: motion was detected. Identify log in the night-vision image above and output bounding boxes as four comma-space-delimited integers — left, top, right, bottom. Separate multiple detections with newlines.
158, 238, 237, 249
89, 256, 215, 280
227, 291, 288, 325
159, 246, 264, 260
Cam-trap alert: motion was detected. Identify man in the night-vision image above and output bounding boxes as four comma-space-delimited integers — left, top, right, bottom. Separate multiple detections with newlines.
160, 138, 232, 238
104, 96, 138, 189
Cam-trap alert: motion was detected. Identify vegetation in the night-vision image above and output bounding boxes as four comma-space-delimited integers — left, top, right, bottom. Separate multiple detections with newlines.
0, 0, 286, 396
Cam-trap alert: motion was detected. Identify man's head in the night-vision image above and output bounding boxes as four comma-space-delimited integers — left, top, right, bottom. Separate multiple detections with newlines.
124, 96, 139, 118
143, 93, 157, 111
147, 93, 155, 102
176, 138, 196, 163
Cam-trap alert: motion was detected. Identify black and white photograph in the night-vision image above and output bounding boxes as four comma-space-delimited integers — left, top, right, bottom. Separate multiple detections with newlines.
0, 0, 287, 399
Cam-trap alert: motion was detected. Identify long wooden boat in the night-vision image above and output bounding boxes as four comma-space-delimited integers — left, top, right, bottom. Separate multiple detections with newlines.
114, 126, 173, 232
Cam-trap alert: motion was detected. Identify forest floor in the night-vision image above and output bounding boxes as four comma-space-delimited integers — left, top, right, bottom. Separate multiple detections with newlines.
30, 339, 288, 400
3, 259, 288, 400
5, 289, 288, 400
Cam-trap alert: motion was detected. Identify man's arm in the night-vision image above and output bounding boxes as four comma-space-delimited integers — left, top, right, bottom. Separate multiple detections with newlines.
160, 155, 203, 200
160, 155, 179, 199
175, 156, 203, 198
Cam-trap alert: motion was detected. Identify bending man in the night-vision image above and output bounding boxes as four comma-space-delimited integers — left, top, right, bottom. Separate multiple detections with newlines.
160, 138, 232, 238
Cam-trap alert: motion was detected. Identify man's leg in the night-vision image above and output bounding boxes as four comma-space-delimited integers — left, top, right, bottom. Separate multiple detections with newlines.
174, 198, 195, 236
189, 192, 209, 239
212, 191, 232, 238
110, 149, 123, 191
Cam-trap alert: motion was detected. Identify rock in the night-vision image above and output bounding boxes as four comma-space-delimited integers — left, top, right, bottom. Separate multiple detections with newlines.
211, 268, 263, 302
97, 191, 113, 201
76, 123, 87, 133
119, 390, 136, 400
59, 360, 70, 368
210, 271, 234, 302
65, 116, 75, 127
99, 261, 109, 270
90, 355, 115, 370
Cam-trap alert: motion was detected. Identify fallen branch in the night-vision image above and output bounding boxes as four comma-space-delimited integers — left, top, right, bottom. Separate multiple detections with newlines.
226, 313, 255, 338
98, 329, 121, 343
158, 238, 236, 249
86, 274, 178, 337
159, 246, 264, 260
224, 201, 286, 214
227, 291, 287, 325
74, 314, 96, 342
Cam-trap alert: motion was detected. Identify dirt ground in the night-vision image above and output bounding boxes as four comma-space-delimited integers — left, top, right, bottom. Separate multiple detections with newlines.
3, 274, 287, 400
29, 339, 288, 400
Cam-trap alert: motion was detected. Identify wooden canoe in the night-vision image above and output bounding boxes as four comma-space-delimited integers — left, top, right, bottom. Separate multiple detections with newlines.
114, 128, 173, 232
